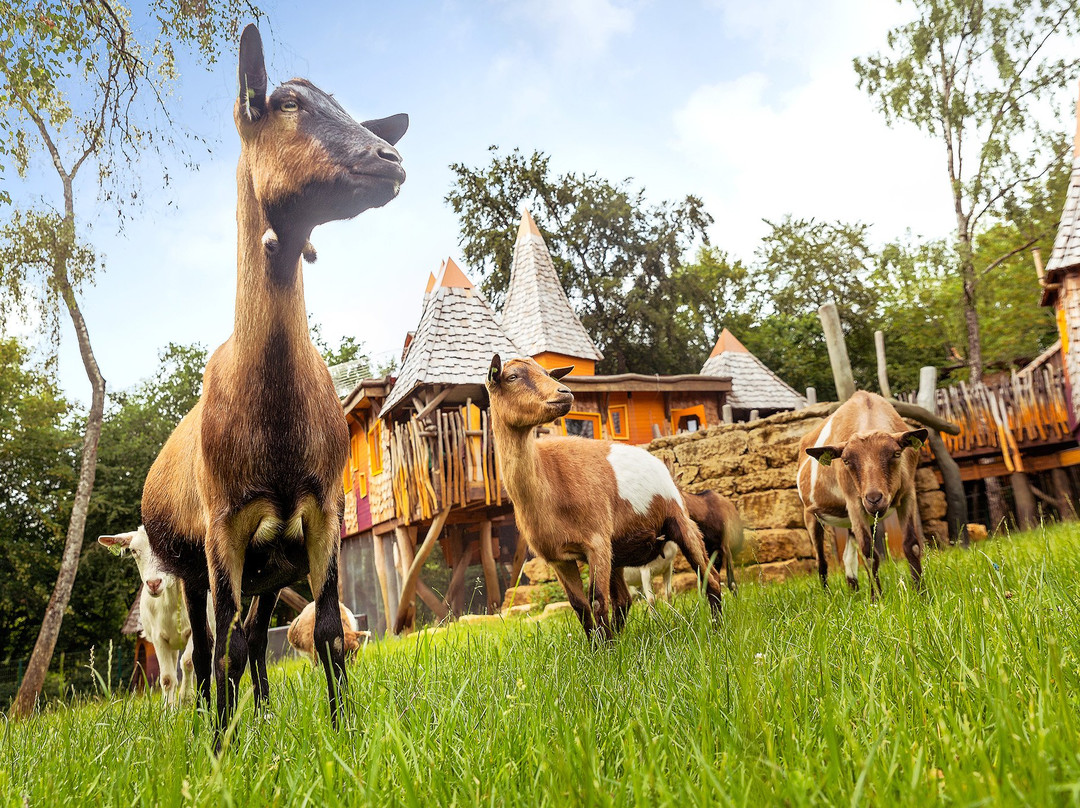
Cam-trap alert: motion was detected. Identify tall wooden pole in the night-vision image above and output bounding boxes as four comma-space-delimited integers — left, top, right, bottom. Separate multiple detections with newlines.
913, 366, 969, 548
393, 508, 451, 634
479, 520, 501, 613
818, 302, 855, 401
874, 330, 891, 399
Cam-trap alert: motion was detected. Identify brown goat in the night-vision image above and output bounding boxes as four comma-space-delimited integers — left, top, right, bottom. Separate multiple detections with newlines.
287, 602, 370, 661
682, 490, 743, 594
797, 391, 928, 595
141, 24, 407, 738
486, 355, 725, 640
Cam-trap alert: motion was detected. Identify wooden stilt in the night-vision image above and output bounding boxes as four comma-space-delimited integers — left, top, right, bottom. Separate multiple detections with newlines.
479, 520, 500, 613
1051, 467, 1077, 520
393, 508, 451, 634
1010, 471, 1038, 531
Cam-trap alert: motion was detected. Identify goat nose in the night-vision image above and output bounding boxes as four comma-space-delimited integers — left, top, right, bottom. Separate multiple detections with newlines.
376, 144, 402, 164
865, 491, 884, 506
147, 578, 162, 593
557, 386, 571, 395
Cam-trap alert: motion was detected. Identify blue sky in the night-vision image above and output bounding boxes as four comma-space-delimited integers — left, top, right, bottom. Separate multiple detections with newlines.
13, 0, 975, 400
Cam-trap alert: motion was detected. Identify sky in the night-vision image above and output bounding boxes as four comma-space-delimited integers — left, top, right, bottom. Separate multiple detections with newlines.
11, 0, 975, 401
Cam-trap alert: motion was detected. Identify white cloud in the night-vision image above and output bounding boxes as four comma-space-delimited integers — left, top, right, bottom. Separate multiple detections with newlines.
673, 64, 954, 257
503, 0, 635, 58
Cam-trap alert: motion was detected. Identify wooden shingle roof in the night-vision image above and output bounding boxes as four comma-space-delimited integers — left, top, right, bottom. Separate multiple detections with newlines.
499, 209, 603, 362
382, 259, 523, 412
700, 328, 805, 411
1045, 154, 1080, 283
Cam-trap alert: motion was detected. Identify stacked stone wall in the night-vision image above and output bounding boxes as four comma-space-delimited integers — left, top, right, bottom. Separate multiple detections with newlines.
647, 403, 948, 584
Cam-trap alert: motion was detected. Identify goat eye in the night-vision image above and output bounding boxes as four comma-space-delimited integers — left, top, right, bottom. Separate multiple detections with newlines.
280, 100, 299, 112
893, 450, 903, 459
505, 374, 518, 382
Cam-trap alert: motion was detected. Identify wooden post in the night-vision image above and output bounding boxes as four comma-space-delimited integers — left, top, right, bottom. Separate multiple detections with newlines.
1010, 471, 1038, 531
986, 477, 1009, 534
393, 508, 451, 634
818, 302, 856, 402
917, 366, 938, 413
1051, 467, 1077, 521
371, 533, 391, 633
722, 404, 733, 424
651, 424, 662, 440
749, 409, 759, 421
445, 539, 479, 617
479, 520, 501, 613
806, 387, 817, 406
875, 330, 891, 399
416, 580, 449, 621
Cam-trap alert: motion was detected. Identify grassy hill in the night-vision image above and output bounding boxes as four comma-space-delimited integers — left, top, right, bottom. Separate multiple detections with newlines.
3, 525, 1080, 806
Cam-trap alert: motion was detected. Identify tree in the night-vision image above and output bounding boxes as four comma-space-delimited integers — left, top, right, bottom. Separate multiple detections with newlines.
751, 217, 883, 398
854, 0, 1080, 381
0, 0, 255, 717
0, 337, 77, 664
309, 320, 372, 369
446, 147, 713, 374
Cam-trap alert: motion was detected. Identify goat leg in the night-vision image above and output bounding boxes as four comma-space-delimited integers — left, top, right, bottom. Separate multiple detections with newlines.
244, 590, 279, 715
550, 560, 596, 637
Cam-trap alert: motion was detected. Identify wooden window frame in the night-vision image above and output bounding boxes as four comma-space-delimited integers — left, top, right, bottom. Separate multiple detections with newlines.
561, 411, 603, 440
607, 404, 630, 440
670, 405, 707, 435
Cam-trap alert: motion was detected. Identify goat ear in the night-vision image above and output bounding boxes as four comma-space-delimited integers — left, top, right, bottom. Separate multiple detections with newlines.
549, 366, 574, 380
362, 113, 409, 146
98, 533, 132, 555
238, 24, 268, 122
805, 445, 843, 466
897, 428, 929, 451
488, 354, 502, 384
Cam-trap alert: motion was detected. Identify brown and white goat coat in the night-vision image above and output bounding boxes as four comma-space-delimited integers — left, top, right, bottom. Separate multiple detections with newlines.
486, 355, 725, 640
797, 391, 927, 593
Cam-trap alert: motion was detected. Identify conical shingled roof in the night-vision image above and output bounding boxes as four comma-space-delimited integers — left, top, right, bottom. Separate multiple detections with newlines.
700, 328, 805, 411
383, 258, 523, 412
499, 209, 603, 361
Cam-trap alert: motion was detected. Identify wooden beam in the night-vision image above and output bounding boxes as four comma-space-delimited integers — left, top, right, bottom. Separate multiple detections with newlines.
875, 330, 891, 399
1011, 471, 1038, 530
416, 579, 449, 621
415, 387, 450, 421
1051, 467, 1077, 520
393, 508, 451, 635
444, 542, 478, 616
818, 302, 855, 402
479, 520, 500, 614
371, 533, 392, 629
278, 586, 308, 614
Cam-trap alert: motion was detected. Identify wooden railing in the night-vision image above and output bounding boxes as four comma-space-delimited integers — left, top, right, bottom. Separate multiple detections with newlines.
386, 405, 502, 525
898, 365, 1071, 468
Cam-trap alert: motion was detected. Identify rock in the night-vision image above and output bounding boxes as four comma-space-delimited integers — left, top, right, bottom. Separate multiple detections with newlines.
501, 603, 536, 617
967, 523, 989, 542
522, 557, 556, 584
921, 519, 949, 546
671, 571, 701, 595
457, 613, 501, 625
501, 584, 543, 610
917, 490, 948, 522
915, 467, 940, 492
745, 418, 821, 451
737, 490, 805, 529
744, 558, 817, 584
543, 601, 574, 616
734, 470, 801, 495
735, 528, 813, 565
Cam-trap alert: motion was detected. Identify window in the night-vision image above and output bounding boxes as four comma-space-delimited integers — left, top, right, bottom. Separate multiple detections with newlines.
562, 411, 602, 439
607, 405, 629, 440
368, 422, 384, 475
671, 405, 707, 435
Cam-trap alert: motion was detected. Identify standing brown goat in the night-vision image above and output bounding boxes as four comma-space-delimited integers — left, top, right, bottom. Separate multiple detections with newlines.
797, 391, 927, 595
141, 24, 407, 737
682, 490, 742, 594
486, 355, 725, 640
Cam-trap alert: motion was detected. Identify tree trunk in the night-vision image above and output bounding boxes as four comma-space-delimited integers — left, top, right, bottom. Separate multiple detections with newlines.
12, 266, 106, 719
1010, 472, 1038, 531
985, 476, 1009, 534
961, 252, 983, 382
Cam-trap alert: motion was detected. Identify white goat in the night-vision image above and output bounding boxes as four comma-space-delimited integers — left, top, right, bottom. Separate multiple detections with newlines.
623, 540, 678, 605
99, 526, 193, 706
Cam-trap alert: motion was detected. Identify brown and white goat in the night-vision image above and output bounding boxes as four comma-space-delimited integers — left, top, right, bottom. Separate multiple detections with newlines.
140, 24, 407, 737
682, 490, 743, 594
287, 601, 370, 661
797, 391, 928, 594
486, 355, 725, 640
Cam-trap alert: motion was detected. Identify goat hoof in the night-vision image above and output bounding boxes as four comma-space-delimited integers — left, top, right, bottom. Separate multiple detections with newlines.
846, 577, 859, 592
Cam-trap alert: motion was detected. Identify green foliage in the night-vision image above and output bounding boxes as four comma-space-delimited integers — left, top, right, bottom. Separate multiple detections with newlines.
854, 0, 1080, 376
5, 525, 1080, 804
446, 146, 713, 374
0, 337, 77, 662
309, 321, 371, 370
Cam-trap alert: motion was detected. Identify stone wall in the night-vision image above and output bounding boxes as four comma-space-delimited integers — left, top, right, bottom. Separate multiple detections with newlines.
647, 403, 948, 583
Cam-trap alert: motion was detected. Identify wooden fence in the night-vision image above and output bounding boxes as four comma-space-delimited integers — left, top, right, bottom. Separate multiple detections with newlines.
899, 365, 1071, 470
387, 404, 502, 525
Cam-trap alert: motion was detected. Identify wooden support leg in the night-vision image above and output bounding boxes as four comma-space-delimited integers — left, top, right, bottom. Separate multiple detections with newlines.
394, 509, 451, 634
986, 476, 1009, 534
1051, 467, 1077, 521
479, 520, 501, 614
1010, 471, 1038, 531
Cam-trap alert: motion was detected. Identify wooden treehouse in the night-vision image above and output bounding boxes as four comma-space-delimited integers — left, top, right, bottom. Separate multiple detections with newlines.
331, 210, 807, 636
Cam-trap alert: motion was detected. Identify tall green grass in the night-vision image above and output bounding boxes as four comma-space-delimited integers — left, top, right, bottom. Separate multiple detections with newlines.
4, 524, 1080, 806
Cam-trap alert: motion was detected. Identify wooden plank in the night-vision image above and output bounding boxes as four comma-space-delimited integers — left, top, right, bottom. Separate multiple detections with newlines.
393, 507, 451, 635
479, 520, 500, 614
